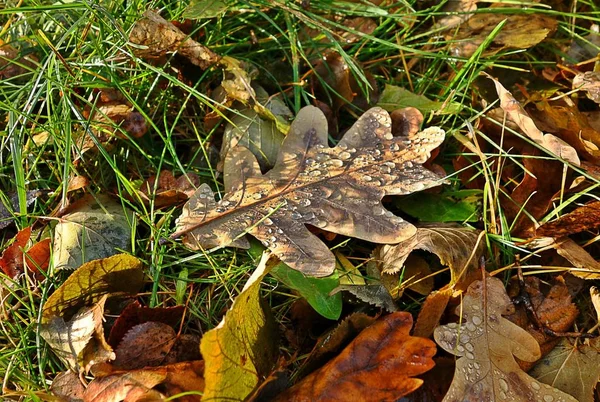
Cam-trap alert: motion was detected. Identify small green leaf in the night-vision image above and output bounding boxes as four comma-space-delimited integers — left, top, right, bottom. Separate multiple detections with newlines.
248, 241, 342, 320
184, 0, 228, 19
396, 191, 480, 222
377, 84, 461, 115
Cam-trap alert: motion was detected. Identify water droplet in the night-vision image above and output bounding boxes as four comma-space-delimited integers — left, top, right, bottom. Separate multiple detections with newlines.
543, 396, 554, 402
466, 322, 476, 332
277, 229, 284, 234
362, 175, 373, 182
457, 345, 465, 352
531, 382, 541, 391
264, 218, 273, 226
263, 240, 270, 247
314, 220, 327, 228
291, 212, 302, 219
338, 144, 348, 151
465, 342, 474, 352
253, 192, 264, 200
305, 158, 315, 165
347, 148, 356, 153
270, 236, 277, 243
471, 315, 482, 325
339, 151, 352, 160
266, 228, 273, 234
389, 143, 400, 152
303, 212, 315, 220
500, 391, 507, 399
373, 206, 386, 216
380, 165, 391, 174
316, 153, 330, 162
460, 334, 471, 343
473, 362, 480, 370
309, 170, 322, 177
499, 378, 509, 392
328, 159, 344, 167
384, 133, 393, 140
299, 199, 311, 207
465, 351, 475, 359
216, 207, 226, 213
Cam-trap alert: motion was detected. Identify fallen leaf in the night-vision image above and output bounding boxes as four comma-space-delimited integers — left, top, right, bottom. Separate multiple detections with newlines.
0, 226, 31, 278
536, 200, 600, 238
174, 106, 445, 276
434, 0, 478, 30
376, 224, 484, 291
434, 277, 578, 402
390, 107, 424, 137
83, 366, 168, 402
112, 322, 177, 370
448, 13, 557, 57
273, 312, 436, 401
137, 170, 200, 208
413, 286, 454, 338
41, 254, 144, 322
573, 71, 600, 104
506, 276, 579, 368
377, 84, 461, 115
51, 370, 85, 402
530, 338, 600, 402
24, 238, 51, 277
53, 194, 134, 270
485, 73, 580, 165
184, 0, 228, 19
129, 10, 220, 69
0, 190, 42, 230
40, 295, 113, 373
200, 252, 278, 401
567, 23, 600, 62
331, 283, 398, 312
0, 43, 36, 80
107, 301, 184, 348
396, 190, 480, 223
553, 238, 600, 280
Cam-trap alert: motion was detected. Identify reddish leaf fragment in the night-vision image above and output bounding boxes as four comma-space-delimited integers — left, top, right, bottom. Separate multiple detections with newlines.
0, 226, 31, 278
24, 238, 51, 278
273, 312, 435, 401
137, 170, 200, 208
107, 301, 184, 348
536, 200, 600, 238
51, 371, 85, 402
83, 367, 167, 402
413, 286, 453, 338
113, 322, 178, 370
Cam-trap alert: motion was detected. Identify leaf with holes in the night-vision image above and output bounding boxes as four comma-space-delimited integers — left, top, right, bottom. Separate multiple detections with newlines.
173, 106, 445, 276
434, 277, 578, 402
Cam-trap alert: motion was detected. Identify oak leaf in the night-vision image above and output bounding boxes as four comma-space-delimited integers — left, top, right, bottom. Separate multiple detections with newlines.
272, 312, 436, 401
434, 277, 578, 402
173, 106, 445, 276
530, 338, 600, 402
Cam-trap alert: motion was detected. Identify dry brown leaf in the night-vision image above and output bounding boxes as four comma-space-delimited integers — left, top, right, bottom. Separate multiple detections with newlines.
129, 10, 219, 68
376, 224, 483, 291
434, 0, 478, 30
137, 170, 200, 208
173, 106, 445, 276
0, 43, 36, 79
448, 13, 557, 58
506, 276, 579, 369
51, 371, 85, 402
0, 226, 31, 278
554, 237, 600, 280
413, 285, 453, 338
434, 277, 578, 402
485, 73, 580, 165
530, 338, 600, 402
83, 367, 168, 402
536, 200, 600, 238
112, 322, 177, 370
273, 312, 436, 401
573, 71, 600, 104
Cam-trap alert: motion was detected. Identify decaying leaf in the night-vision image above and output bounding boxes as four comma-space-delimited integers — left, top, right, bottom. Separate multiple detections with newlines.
0, 190, 42, 230
174, 106, 445, 276
434, 0, 478, 30
51, 371, 85, 402
331, 283, 398, 312
0, 42, 36, 79
53, 194, 134, 270
376, 224, 484, 291
448, 12, 557, 57
413, 286, 454, 338
485, 73, 580, 165
0, 226, 31, 278
530, 338, 600, 402
112, 322, 178, 370
434, 277, 577, 402
40, 254, 144, 372
136, 170, 200, 208
536, 201, 600, 238
553, 238, 600, 280
573, 71, 600, 104
40, 295, 114, 373
200, 252, 278, 401
506, 276, 579, 367
129, 10, 219, 68
273, 312, 436, 401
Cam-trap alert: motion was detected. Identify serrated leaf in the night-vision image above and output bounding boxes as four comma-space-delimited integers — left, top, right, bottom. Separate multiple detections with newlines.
174, 106, 445, 276
52, 194, 134, 271
377, 84, 461, 115
200, 252, 278, 401
434, 277, 578, 402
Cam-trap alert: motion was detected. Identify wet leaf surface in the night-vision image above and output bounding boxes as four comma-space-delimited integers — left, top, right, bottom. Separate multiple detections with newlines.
0, 226, 31, 278
536, 200, 600, 238
273, 312, 436, 401
174, 106, 445, 276
434, 277, 577, 402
